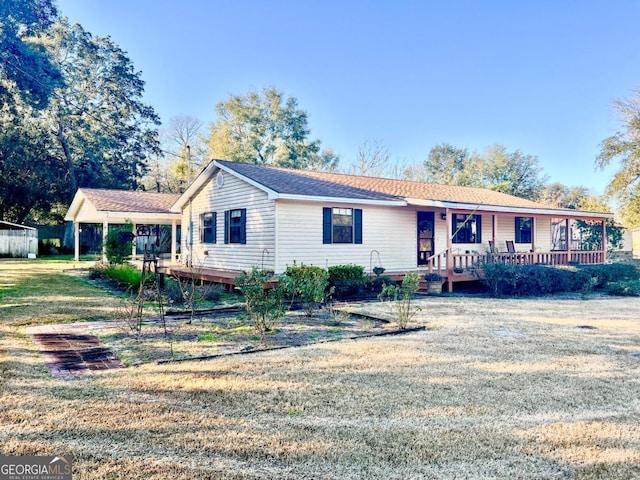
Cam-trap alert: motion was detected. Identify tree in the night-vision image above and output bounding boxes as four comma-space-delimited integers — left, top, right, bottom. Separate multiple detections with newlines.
405, 142, 473, 185
347, 138, 392, 177
597, 87, 640, 228
0, 18, 161, 222
404, 143, 547, 200
537, 184, 622, 253
479, 144, 547, 200
0, 0, 62, 108
141, 115, 207, 193
0, 111, 60, 221
42, 19, 160, 198
166, 115, 205, 190
537, 182, 590, 209
207, 86, 338, 171
574, 196, 624, 254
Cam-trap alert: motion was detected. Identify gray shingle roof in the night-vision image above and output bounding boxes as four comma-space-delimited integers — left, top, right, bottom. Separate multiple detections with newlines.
217, 161, 402, 201
216, 160, 568, 211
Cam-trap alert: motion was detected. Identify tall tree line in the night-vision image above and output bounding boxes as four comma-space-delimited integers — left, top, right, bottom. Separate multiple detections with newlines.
0, 1, 159, 223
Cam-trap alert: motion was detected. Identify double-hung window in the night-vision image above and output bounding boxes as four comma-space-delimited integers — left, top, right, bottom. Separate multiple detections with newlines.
323, 207, 363, 244
515, 217, 532, 243
200, 212, 216, 243
452, 214, 482, 243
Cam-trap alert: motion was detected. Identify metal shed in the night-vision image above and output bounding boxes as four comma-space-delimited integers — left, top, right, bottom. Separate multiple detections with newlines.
0, 221, 38, 258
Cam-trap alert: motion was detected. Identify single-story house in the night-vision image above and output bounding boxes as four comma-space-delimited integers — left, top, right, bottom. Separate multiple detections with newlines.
0, 221, 37, 258
171, 159, 612, 290
64, 188, 181, 262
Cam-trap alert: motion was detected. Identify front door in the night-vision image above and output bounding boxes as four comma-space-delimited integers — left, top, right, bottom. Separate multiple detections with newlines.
417, 211, 434, 266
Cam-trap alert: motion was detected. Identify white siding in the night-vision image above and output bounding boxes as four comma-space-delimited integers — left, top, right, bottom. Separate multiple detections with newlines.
179, 171, 559, 274
276, 201, 419, 273
181, 174, 276, 271
449, 213, 493, 255
493, 214, 552, 253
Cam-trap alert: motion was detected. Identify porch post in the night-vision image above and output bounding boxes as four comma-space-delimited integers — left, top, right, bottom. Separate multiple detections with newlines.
602, 218, 607, 263
74, 222, 80, 262
565, 218, 572, 264
492, 214, 497, 247
131, 223, 137, 259
531, 217, 536, 259
446, 208, 453, 292
171, 219, 177, 262
102, 218, 109, 263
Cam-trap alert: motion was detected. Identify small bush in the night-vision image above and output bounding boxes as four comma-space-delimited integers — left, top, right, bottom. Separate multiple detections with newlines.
200, 284, 223, 302
282, 262, 331, 316
105, 228, 133, 264
367, 275, 395, 295
328, 264, 366, 300
378, 271, 421, 329
163, 278, 186, 305
605, 280, 640, 296
102, 263, 151, 290
235, 267, 286, 337
328, 264, 366, 282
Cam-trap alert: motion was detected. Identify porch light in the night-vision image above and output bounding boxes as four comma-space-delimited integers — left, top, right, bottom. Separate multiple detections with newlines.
440, 213, 447, 220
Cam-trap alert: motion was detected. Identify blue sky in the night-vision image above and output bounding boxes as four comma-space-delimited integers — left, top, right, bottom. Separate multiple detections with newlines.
57, 0, 640, 194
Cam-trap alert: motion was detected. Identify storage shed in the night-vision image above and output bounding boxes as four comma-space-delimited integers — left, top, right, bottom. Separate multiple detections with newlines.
0, 221, 38, 258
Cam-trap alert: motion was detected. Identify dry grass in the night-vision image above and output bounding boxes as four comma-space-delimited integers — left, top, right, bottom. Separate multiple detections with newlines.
1, 259, 640, 479
99, 309, 398, 365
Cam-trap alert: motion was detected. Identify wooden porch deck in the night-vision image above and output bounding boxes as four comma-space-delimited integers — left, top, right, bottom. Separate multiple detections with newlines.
169, 249, 605, 293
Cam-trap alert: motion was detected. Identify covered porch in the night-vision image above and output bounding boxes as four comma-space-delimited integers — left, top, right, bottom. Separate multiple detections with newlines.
64, 188, 181, 263
420, 206, 611, 291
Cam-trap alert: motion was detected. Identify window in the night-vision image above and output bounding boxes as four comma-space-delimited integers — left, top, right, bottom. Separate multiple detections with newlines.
224, 208, 246, 244
515, 217, 532, 243
200, 212, 216, 243
323, 207, 362, 244
452, 214, 481, 243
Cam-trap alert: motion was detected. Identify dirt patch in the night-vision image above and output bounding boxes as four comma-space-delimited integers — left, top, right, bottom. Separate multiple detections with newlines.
93, 307, 410, 365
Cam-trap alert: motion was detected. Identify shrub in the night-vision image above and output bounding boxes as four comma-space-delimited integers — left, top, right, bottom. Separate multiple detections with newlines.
235, 267, 286, 337
103, 263, 147, 290
328, 264, 366, 282
577, 264, 639, 288
378, 271, 421, 329
281, 261, 331, 316
163, 278, 186, 305
605, 280, 640, 296
328, 264, 366, 300
200, 284, 223, 302
367, 275, 395, 295
479, 263, 593, 297
105, 228, 132, 264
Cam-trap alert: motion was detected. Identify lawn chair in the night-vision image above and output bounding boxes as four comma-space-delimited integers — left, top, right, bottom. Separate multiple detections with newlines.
505, 240, 523, 265
505, 240, 516, 254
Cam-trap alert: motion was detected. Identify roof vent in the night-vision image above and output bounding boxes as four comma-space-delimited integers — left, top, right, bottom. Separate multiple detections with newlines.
216, 172, 225, 188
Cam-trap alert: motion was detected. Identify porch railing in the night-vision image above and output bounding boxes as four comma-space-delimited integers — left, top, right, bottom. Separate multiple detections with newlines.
425, 249, 606, 277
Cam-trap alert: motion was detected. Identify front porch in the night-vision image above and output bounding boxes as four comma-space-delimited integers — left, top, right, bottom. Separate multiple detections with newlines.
168, 247, 606, 294
424, 248, 606, 291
